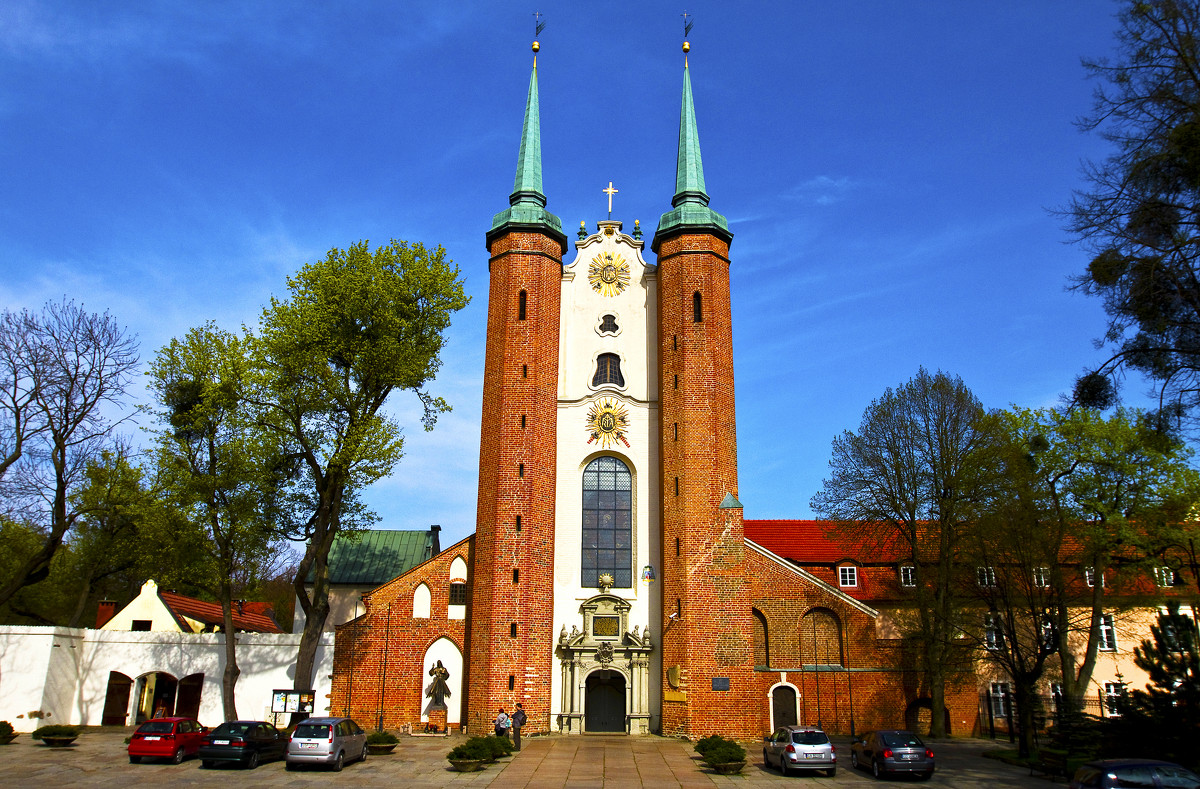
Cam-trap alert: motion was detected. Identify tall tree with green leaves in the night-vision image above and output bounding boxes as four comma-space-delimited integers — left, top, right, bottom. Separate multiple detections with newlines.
246, 239, 468, 696
148, 323, 297, 720
1068, 0, 1200, 429
812, 368, 999, 737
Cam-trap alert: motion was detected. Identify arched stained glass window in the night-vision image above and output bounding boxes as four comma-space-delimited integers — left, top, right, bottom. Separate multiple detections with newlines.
592, 353, 625, 387
581, 456, 632, 588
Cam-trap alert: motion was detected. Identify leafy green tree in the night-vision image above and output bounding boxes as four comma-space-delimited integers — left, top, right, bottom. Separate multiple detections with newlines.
812, 368, 998, 737
148, 323, 298, 720
1068, 0, 1200, 428
992, 407, 1200, 710
0, 300, 139, 607
246, 239, 468, 696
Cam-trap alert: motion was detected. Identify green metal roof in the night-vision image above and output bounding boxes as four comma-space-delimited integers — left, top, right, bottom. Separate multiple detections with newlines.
319, 527, 441, 586
487, 64, 567, 252
652, 63, 732, 253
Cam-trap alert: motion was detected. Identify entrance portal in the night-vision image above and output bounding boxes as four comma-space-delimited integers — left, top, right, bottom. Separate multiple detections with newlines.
584, 671, 626, 733
772, 685, 798, 729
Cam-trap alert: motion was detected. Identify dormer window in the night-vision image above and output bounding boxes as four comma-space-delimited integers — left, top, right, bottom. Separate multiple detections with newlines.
592, 353, 624, 387
838, 566, 858, 588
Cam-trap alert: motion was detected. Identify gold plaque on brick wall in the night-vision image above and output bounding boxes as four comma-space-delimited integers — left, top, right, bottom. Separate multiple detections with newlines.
593, 616, 619, 637
663, 690, 687, 703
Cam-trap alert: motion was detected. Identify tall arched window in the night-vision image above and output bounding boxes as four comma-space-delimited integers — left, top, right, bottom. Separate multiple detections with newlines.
581, 456, 632, 588
799, 608, 844, 666
592, 353, 625, 387
692, 291, 703, 322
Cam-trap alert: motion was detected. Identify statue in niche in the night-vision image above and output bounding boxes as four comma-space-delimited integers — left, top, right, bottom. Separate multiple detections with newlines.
426, 660, 451, 708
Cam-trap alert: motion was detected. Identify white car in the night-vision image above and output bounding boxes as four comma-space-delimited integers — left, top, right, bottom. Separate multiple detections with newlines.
763, 725, 836, 777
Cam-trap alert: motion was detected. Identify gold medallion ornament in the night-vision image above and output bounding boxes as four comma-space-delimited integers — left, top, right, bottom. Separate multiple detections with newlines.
586, 397, 630, 448
588, 252, 630, 297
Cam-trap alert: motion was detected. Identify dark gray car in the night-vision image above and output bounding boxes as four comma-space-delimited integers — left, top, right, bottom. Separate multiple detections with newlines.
849, 730, 935, 780
762, 725, 836, 777
1069, 759, 1200, 788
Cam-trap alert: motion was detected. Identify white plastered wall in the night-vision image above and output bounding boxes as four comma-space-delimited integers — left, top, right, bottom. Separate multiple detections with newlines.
550, 223, 662, 729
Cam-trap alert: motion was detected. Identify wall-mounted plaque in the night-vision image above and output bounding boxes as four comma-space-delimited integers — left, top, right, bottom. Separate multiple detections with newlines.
593, 615, 619, 637
711, 677, 731, 692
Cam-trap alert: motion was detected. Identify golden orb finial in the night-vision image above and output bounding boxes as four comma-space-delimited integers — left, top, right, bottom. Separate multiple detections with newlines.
532, 40, 540, 53
682, 41, 690, 54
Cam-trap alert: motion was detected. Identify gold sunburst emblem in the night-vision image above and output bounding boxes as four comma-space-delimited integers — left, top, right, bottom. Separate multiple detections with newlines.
586, 397, 630, 448
588, 252, 630, 297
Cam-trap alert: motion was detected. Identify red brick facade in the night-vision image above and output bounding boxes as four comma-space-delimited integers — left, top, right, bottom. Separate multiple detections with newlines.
467, 229, 565, 735
655, 231, 757, 738
329, 539, 471, 730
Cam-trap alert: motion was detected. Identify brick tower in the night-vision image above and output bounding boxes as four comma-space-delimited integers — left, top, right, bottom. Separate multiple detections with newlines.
470, 42, 568, 735
651, 44, 757, 738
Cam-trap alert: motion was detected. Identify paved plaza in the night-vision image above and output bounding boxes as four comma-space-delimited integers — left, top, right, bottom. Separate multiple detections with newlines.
0, 727, 1057, 787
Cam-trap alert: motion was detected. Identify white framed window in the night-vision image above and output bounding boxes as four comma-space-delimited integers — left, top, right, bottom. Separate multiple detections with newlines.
1154, 566, 1178, 588
838, 566, 858, 587
1103, 682, 1126, 717
1085, 567, 1106, 588
977, 566, 996, 587
1098, 613, 1117, 651
900, 566, 916, 587
985, 612, 1005, 650
990, 682, 1010, 717
1041, 618, 1056, 651
1033, 567, 1050, 588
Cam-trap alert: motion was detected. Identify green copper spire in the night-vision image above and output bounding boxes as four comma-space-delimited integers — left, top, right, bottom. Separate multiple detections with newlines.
488, 58, 566, 252
652, 54, 732, 253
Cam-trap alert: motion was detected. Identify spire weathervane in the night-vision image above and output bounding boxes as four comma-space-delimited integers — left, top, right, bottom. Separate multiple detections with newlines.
532, 11, 545, 65
681, 11, 693, 65
603, 181, 618, 218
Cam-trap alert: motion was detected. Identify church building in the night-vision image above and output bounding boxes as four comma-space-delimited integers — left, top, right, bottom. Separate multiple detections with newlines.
329, 39, 978, 740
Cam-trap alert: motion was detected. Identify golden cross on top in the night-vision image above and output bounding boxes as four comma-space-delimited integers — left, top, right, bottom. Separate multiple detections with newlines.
603, 181, 618, 217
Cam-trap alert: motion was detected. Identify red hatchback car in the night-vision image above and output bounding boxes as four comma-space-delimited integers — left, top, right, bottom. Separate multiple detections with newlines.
128, 717, 208, 764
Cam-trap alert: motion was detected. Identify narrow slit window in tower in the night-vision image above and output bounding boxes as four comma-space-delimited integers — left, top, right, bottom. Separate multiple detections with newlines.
693, 291, 703, 322
518, 290, 527, 321
521, 414, 526, 429
513, 568, 519, 584
518, 463, 524, 478
522, 364, 528, 378
508, 675, 515, 690
515, 515, 522, 532
510, 623, 518, 638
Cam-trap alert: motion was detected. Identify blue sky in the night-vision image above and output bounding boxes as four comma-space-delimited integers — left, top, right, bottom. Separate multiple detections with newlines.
1, 2, 1142, 548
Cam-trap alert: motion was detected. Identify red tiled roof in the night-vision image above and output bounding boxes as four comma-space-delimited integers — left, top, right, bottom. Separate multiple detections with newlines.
159, 591, 282, 633
743, 520, 908, 564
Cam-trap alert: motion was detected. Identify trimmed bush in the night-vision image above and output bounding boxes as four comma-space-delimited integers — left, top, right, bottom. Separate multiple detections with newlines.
367, 730, 399, 745
448, 738, 492, 762
31, 725, 79, 740
701, 739, 746, 766
482, 735, 514, 757
694, 734, 725, 757
0, 722, 13, 737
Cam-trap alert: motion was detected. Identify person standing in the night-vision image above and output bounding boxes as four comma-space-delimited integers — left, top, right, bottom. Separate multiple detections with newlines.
494, 708, 510, 739
511, 702, 527, 750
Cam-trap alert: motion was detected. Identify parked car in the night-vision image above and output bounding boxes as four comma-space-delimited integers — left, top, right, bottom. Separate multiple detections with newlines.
128, 717, 207, 764
762, 725, 836, 776
197, 720, 288, 769
849, 730, 935, 780
286, 717, 368, 771
1069, 759, 1200, 788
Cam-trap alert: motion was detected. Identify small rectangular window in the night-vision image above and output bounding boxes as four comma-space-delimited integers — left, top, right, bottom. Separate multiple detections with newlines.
990, 682, 1010, 717
674, 476, 679, 495
673, 374, 678, 390
521, 414, 526, 429
512, 569, 519, 584
1154, 566, 1178, 587
510, 623, 518, 638
1099, 613, 1117, 651
985, 613, 1004, 650
449, 583, 467, 606
673, 422, 678, 440
1103, 682, 1126, 716
838, 566, 858, 587
508, 675, 515, 691
131, 620, 152, 632
977, 566, 996, 587
519, 463, 524, 477
1085, 567, 1106, 588
522, 364, 528, 378
673, 335, 677, 351
515, 515, 522, 532
1033, 567, 1050, 588
675, 537, 680, 557
518, 290, 527, 321
899, 566, 916, 587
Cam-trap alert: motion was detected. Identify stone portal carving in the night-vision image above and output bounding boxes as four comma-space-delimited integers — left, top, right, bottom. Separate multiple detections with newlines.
556, 593, 653, 734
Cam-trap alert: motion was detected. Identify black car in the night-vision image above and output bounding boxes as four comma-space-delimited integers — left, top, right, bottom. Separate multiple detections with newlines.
1069, 759, 1200, 788
198, 720, 288, 769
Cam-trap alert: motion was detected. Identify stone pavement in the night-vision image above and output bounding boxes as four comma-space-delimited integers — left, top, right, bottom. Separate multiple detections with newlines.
0, 727, 1056, 787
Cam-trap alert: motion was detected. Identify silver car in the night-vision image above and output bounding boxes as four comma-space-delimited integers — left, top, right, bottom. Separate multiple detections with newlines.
850, 730, 935, 779
285, 717, 368, 771
762, 726, 837, 777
